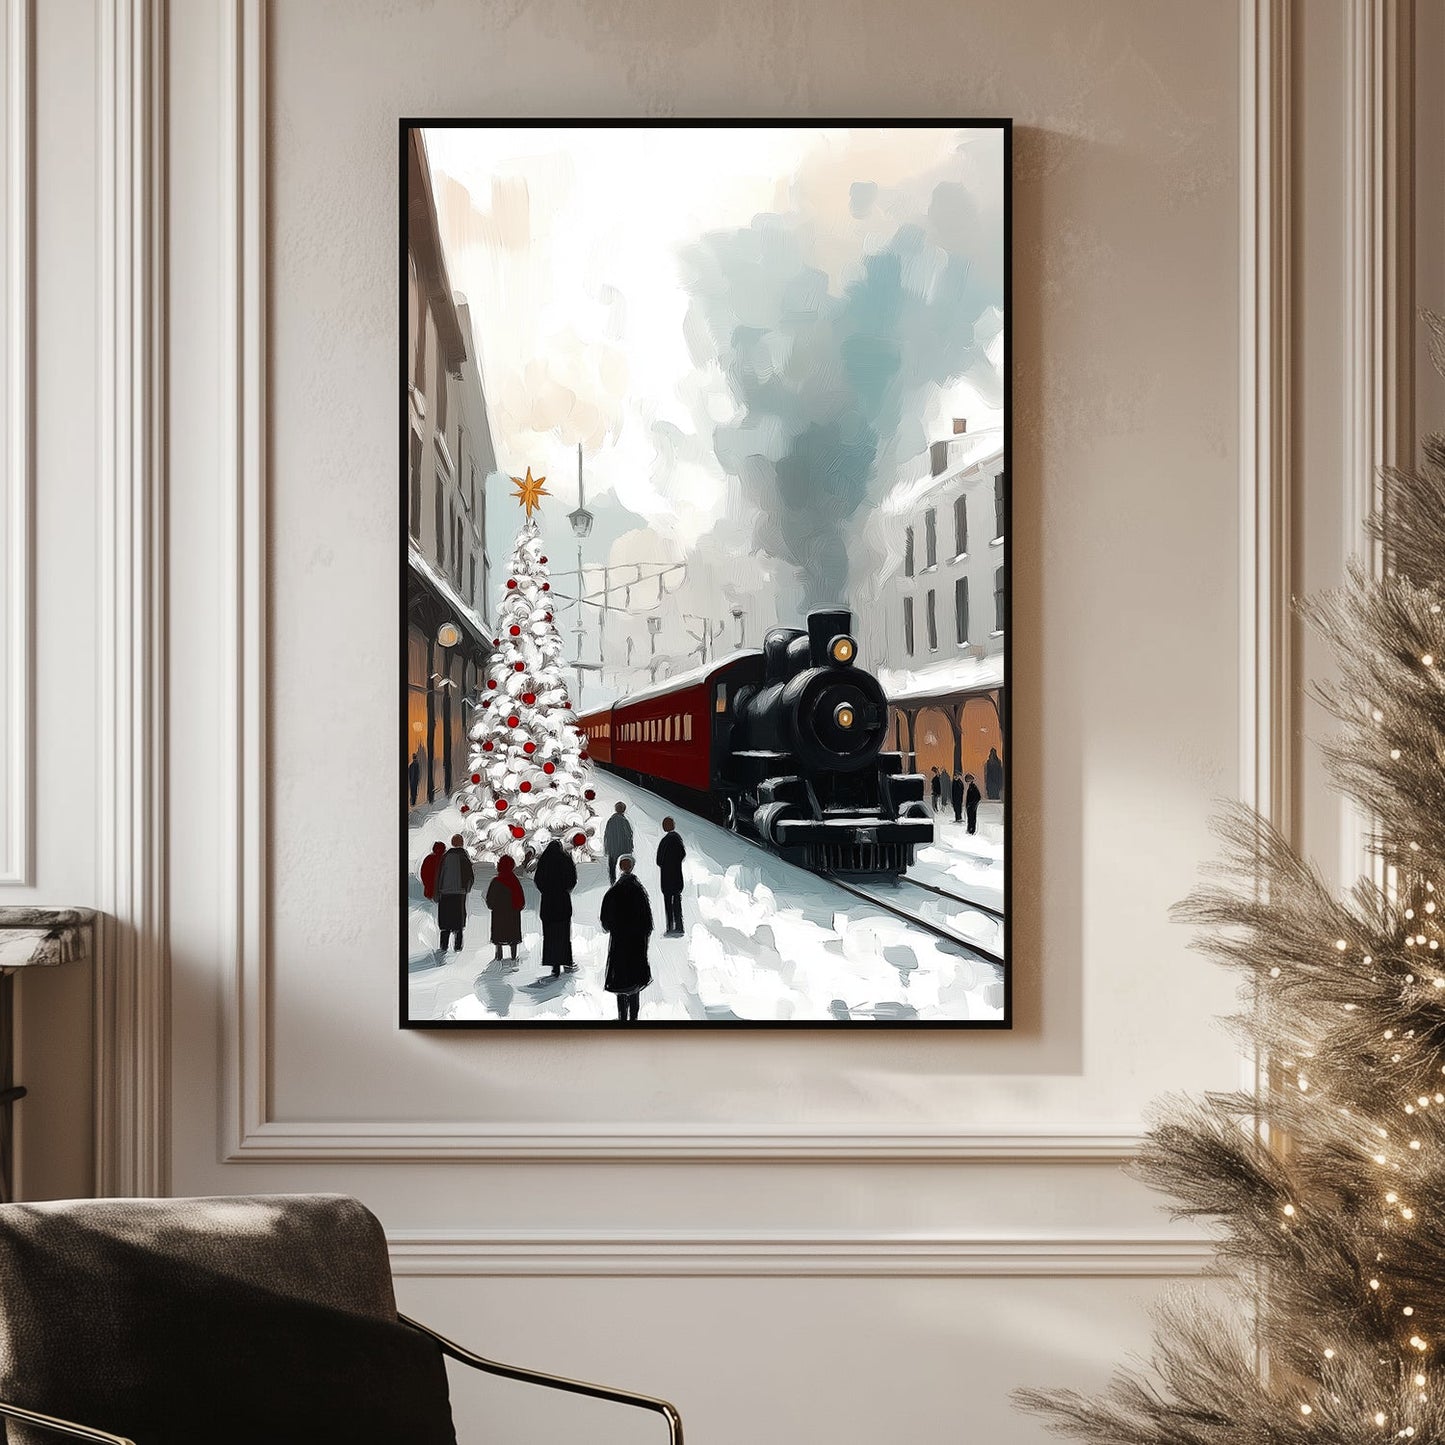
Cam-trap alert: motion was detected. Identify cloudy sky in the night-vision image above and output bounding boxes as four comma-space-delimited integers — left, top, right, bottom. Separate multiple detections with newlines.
425, 125, 1005, 693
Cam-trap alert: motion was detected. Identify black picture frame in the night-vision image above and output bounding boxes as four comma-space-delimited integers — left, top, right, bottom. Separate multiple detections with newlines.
400, 118, 1013, 1030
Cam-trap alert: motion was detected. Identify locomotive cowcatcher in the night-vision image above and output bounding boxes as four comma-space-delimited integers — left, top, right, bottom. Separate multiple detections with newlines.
577, 609, 933, 875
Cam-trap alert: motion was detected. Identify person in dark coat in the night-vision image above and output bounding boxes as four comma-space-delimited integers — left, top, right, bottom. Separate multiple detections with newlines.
656, 816, 687, 936
984, 747, 1004, 801
603, 802, 634, 886
950, 772, 965, 824
600, 856, 653, 1022
436, 834, 475, 953
533, 839, 577, 977
964, 773, 982, 835
419, 841, 445, 901
408, 748, 423, 807
485, 853, 525, 962
939, 767, 952, 814
929, 766, 942, 813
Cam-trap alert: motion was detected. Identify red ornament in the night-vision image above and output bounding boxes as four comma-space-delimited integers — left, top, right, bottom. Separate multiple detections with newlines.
506, 579, 517, 590
507, 714, 519, 728
487, 679, 497, 690
542, 762, 555, 774
584, 789, 595, 800
482, 742, 493, 752
572, 832, 586, 846
514, 661, 525, 672
480, 698, 490, 708
495, 799, 508, 812
521, 692, 536, 705
520, 781, 532, 793
541, 582, 550, 591
523, 742, 536, 754
492, 637, 500, 646
511, 825, 525, 839
470, 772, 481, 784
579, 750, 589, 762
540, 555, 548, 563
544, 613, 553, 622
459, 805, 470, 815
509, 625, 520, 636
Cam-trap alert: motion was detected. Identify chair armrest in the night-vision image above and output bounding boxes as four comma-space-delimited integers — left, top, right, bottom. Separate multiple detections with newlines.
399, 1313, 683, 1444
0, 1399, 135, 1444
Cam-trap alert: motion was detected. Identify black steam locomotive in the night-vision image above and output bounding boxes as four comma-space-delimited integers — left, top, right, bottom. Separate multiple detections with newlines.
577, 608, 933, 875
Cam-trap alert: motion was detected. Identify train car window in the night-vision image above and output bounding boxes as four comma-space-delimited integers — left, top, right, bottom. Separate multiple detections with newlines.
684, 715, 692, 741
715, 685, 727, 714
665, 716, 673, 742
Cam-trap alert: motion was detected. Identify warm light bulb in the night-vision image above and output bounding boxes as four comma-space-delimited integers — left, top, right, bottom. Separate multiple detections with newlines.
1371, 1278, 1381, 1289
1336, 938, 1349, 951
1283, 1204, 1296, 1216
1423, 654, 1434, 667
1301, 1404, 1313, 1416
1405, 1307, 1415, 1316
1377, 1413, 1388, 1426
1387, 1193, 1399, 1203
1392, 749, 1403, 760
1415, 1376, 1426, 1387
1325, 1349, 1336, 1359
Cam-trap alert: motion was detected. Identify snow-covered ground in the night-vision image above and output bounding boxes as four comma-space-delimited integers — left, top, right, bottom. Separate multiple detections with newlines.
407, 772, 1007, 1024
909, 801, 1006, 913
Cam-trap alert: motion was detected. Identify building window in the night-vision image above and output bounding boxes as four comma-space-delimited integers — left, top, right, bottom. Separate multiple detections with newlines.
434, 477, 444, 564
953, 494, 967, 555
903, 596, 915, 655
955, 576, 969, 644
926, 589, 938, 651
995, 566, 1006, 631
994, 472, 1006, 539
930, 439, 949, 477
409, 433, 422, 541
904, 527, 914, 578
413, 294, 426, 393
469, 555, 476, 605
924, 508, 937, 568
453, 515, 463, 587
436, 368, 449, 438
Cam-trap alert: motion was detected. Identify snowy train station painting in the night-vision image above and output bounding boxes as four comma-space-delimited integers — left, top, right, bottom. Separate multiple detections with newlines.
402, 122, 1010, 1026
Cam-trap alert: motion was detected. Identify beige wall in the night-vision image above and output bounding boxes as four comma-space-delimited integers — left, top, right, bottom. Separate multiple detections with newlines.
6, 2, 1429, 1443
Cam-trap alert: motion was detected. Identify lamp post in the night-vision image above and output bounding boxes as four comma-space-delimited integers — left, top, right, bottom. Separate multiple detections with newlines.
568, 443, 594, 707
647, 615, 662, 683
731, 605, 745, 649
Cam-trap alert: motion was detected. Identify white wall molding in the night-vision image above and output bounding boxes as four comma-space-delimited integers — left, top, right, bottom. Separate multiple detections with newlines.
1240, 0, 1293, 838
95, 0, 168, 1197
227, 1122, 1145, 1164
0, 0, 32, 888
387, 1229, 1215, 1279
1342, 0, 1414, 889
208, 4, 1295, 1171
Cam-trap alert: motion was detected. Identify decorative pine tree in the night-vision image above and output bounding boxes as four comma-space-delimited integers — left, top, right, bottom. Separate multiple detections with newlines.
457, 469, 601, 868
1018, 319, 1445, 1445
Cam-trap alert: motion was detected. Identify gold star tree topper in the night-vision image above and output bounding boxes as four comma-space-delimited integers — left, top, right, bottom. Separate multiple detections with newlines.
510, 467, 549, 517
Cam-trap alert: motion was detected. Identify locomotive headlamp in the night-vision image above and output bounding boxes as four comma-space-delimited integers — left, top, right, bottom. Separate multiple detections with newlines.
834, 703, 856, 730
829, 635, 856, 664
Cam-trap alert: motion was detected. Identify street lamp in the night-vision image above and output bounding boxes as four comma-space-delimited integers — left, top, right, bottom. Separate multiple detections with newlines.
647, 615, 662, 683
569, 444, 595, 705
730, 605, 745, 648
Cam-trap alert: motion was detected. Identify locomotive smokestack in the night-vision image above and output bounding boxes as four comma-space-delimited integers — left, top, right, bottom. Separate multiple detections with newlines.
808, 609, 853, 667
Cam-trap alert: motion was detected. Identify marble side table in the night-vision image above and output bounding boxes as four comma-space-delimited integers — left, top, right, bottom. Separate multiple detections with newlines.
0, 908, 98, 1202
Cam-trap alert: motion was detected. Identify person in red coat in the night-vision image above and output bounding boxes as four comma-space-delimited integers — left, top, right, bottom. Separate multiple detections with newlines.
419, 841, 445, 900
485, 854, 525, 963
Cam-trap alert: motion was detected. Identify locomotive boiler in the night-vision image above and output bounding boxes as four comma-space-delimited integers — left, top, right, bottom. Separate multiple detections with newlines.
577, 609, 933, 875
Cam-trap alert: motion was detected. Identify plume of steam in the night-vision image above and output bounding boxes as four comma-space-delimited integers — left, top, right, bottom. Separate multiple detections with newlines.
680, 154, 1003, 609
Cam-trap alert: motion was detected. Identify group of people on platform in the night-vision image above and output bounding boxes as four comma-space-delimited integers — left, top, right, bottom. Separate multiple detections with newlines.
929, 764, 984, 834
417, 801, 687, 1023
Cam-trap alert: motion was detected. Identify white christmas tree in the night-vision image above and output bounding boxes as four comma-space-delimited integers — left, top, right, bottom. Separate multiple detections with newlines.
456, 469, 601, 868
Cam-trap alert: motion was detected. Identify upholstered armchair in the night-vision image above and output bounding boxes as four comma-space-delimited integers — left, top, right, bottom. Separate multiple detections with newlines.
0, 1193, 682, 1444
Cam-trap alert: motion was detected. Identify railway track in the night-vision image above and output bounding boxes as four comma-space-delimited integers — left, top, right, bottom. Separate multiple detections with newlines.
718, 817, 1006, 970
896, 874, 1005, 923
818, 873, 1006, 971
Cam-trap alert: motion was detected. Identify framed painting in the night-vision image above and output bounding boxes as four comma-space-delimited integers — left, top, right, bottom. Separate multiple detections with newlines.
402, 120, 1010, 1027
